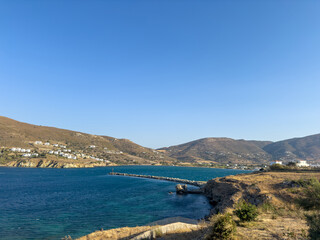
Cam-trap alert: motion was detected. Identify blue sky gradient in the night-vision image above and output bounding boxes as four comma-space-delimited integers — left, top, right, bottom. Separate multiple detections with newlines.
1, 0, 320, 148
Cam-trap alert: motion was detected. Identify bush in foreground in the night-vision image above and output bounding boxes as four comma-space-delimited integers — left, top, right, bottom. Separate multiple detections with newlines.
234, 200, 259, 222
206, 213, 236, 240
306, 212, 320, 240
299, 178, 320, 210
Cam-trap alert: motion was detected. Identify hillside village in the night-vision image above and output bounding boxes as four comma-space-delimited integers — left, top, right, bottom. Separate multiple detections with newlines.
4, 140, 116, 164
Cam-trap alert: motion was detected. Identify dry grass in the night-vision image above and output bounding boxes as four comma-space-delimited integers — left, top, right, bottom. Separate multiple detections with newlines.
235, 214, 308, 240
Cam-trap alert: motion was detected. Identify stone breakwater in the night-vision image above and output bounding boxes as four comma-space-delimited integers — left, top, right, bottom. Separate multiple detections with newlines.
109, 172, 205, 187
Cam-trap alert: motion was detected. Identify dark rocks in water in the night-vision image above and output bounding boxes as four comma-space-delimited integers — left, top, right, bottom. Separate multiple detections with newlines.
176, 184, 188, 194
209, 200, 219, 206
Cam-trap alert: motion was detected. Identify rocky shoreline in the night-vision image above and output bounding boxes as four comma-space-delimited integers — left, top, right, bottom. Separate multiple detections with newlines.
5, 159, 112, 168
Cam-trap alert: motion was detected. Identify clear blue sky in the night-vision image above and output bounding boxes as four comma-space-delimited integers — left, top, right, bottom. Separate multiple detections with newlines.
1, 0, 320, 148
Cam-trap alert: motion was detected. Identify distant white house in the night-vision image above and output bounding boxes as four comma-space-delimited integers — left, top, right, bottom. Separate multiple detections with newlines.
89, 145, 96, 148
53, 144, 59, 147
44, 142, 50, 146
22, 153, 31, 157
34, 141, 43, 145
270, 160, 283, 165
296, 160, 309, 167
310, 164, 320, 168
26, 149, 31, 153
10, 147, 25, 152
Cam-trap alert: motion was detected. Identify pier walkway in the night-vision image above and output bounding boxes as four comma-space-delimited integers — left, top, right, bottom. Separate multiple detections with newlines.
108, 172, 205, 187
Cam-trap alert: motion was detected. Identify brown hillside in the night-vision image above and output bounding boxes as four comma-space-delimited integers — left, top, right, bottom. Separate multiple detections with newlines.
263, 133, 320, 161
0, 116, 175, 166
159, 138, 272, 165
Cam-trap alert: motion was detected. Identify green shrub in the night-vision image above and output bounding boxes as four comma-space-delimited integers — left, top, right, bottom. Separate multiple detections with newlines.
269, 164, 286, 171
306, 212, 320, 240
287, 161, 297, 167
296, 178, 316, 188
206, 213, 236, 240
260, 201, 276, 213
299, 178, 320, 210
234, 200, 259, 222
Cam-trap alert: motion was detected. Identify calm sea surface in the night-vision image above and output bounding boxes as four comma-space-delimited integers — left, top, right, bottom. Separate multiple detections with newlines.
0, 166, 250, 240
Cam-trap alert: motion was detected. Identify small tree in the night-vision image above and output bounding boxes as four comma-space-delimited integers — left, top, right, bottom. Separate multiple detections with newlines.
206, 213, 236, 240
234, 200, 259, 222
270, 164, 286, 171
287, 161, 296, 167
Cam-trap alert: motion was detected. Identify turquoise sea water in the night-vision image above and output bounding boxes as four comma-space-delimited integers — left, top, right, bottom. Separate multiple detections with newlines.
0, 166, 250, 240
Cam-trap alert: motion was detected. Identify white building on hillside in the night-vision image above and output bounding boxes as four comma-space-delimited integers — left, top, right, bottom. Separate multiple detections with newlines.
296, 160, 309, 167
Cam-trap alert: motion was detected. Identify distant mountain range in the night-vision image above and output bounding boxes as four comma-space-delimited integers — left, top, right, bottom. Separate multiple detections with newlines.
1, 116, 320, 167
263, 134, 320, 162
158, 134, 320, 165
158, 138, 272, 165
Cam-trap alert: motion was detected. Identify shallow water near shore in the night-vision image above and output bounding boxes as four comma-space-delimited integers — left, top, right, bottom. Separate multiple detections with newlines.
0, 166, 250, 239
